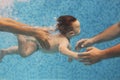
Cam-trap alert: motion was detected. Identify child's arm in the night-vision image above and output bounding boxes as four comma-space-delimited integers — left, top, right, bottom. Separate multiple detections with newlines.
59, 40, 79, 59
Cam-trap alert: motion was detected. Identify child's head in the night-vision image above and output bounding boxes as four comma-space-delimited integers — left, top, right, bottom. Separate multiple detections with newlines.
57, 15, 80, 38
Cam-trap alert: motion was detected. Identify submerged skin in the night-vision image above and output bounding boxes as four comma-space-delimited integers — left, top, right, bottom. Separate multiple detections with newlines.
0, 20, 81, 61
75, 22, 120, 65
0, 18, 50, 49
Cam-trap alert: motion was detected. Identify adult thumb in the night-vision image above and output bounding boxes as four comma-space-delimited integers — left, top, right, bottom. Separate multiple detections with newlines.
81, 41, 89, 48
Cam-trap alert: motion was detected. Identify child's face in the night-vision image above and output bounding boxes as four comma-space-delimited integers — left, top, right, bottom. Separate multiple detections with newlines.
71, 20, 80, 35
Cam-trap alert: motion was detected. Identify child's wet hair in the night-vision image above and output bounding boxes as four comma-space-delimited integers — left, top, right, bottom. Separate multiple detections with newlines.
57, 15, 77, 35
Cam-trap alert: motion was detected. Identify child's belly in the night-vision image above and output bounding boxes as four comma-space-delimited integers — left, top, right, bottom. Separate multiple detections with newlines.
38, 44, 59, 54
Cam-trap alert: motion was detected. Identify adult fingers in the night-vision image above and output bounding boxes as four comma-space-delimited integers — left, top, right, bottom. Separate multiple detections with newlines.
78, 55, 90, 59
86, 47, 94, 51
38, 39, 50, 49
79, 58, 90, 62
75, 39, 87, 50
81, 41, 90, 48
43, 40, 50, 49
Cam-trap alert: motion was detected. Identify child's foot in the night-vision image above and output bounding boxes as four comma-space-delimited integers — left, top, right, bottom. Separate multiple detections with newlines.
0, 50, 6, 62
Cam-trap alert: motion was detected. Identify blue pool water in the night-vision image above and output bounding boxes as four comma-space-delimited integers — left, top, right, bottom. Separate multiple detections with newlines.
0, 0, 120, 80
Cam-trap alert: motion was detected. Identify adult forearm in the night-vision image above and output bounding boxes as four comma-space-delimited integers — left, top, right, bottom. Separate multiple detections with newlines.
0, 18, 50, 49
102, 44, 120, 59
91, 22, 120, 44
0, 19, 37, 36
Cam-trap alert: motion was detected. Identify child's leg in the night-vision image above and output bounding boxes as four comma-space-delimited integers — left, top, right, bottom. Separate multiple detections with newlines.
0, 46, 18, 61
0, 35, 38, 61
17, 35, 38, 57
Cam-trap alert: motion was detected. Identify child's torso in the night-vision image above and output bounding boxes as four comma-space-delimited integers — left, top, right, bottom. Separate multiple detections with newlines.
26, 33, 69, 53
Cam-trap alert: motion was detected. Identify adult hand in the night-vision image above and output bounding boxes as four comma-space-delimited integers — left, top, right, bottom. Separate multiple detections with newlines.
75, 38, 94, 50
78, 47, 105, 65
35, 29, 50, 49
0, 18, 50, 49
